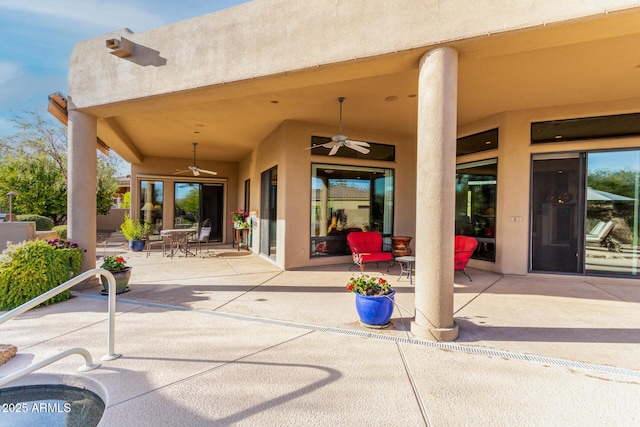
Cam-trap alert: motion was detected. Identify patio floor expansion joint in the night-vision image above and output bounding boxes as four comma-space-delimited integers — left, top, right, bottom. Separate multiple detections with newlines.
76, 293, 640, 379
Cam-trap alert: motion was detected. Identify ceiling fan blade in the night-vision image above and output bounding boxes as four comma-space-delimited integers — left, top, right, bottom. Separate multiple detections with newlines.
348, 144, 370, 155
346, 139, 370, 148
199, 169, 218, 175
173, 169, 190, 175
306, 141, 338, 150
192, 169, 200, 176
328, 144, 340, 156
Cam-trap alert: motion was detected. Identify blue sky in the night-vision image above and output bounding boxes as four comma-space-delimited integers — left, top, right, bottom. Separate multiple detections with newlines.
0, 0, 250, 138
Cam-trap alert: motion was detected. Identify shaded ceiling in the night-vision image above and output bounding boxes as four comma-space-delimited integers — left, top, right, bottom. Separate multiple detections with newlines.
87, 10, 640, 164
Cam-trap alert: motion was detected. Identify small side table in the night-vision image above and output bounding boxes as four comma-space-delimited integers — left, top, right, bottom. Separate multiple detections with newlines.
234, 227, 250, 252
395, 255, 415, 285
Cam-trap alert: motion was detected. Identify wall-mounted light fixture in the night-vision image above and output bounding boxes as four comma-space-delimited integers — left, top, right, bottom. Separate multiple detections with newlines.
106, 37, 133, 57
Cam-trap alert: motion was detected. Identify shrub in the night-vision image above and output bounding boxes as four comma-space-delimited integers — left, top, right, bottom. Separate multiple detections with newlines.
52, 225, 67, 240
16, 214, 54, 231
121, 191, 131, 209
0, 239, 83, 310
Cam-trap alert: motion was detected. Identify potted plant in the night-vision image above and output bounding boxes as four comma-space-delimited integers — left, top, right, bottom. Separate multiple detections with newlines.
120, 213, 151, 251
230, 209, 250, 228
100, 255, 131, 294
346, 272, 395, 328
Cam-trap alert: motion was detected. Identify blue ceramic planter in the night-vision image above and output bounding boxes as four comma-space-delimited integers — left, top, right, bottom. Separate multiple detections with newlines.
354, 289, 395, 328
129, 239, 145, 252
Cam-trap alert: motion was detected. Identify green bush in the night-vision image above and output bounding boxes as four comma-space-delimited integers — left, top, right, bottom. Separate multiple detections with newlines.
0, 239, 83, 310
52, 225, 67, 240
121, 191, 131, 209
17, 214, 55, 231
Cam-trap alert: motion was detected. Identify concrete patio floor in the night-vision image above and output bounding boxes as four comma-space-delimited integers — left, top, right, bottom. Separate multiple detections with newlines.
1, 239, 640, 426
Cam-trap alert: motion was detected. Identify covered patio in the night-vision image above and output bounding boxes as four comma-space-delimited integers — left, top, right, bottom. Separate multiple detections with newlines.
65, 1, 640, 342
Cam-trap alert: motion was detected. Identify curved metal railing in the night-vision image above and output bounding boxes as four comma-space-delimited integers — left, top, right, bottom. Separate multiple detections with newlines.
0, 268, 121, 387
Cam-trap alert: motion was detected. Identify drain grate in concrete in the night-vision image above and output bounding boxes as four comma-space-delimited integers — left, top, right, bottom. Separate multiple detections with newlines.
81, 294, 640, 379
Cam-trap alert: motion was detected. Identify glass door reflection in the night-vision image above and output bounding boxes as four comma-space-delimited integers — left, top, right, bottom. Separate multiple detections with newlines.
585, 150, 640, 276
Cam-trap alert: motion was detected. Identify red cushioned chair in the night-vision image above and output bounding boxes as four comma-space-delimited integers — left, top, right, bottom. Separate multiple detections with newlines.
347, 231, 393, 271
454, 235, 478, 281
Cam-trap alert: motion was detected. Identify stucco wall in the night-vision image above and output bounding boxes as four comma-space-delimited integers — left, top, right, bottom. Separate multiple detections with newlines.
0, 222, 36, 252
97, 208, 127, 231
68, 0, 640, 109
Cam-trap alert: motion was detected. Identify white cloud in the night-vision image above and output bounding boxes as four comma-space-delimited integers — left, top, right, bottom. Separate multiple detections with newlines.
0, 0, 166, 32
0, 61, 23, 87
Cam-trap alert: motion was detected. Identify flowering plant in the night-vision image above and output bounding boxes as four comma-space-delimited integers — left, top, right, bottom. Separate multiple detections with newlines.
231, 209, 247, 223
101, 255, 127, 271
346, 273, 391, 296
230, 209, 250, 228
47, 238, 84, 277
47, 238, 80, 249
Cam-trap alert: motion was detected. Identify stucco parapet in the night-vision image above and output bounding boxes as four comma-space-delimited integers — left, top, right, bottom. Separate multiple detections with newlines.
69, 0, 640, 109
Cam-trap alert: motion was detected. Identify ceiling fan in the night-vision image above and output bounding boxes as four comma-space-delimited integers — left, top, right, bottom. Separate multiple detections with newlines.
173, 142, 218, 177
307, 97, 370, 156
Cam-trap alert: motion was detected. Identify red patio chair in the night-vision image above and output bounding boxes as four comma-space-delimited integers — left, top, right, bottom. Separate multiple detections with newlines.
454, 235, 478, 281
347, 231, 393, 271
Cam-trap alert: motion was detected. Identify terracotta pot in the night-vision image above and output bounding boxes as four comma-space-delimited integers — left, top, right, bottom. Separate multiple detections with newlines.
391, 236, 412, 257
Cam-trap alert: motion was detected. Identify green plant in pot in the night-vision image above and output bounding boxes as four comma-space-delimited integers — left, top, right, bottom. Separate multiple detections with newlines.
120, 213, 151, 251
100, 255, 131, 294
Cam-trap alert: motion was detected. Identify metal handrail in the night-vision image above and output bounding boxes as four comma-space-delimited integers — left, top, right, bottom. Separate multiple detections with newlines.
0, 348, 99, 388
0, 268, 121, 386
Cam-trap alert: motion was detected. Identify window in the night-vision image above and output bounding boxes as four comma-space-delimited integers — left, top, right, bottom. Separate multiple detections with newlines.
244, 179, 250, 213
455, 159, 497, 262
532, 113, 640, 144
456, 129, 498, 156
311, 164, 394, 257
174, 183, 200, 229
261, 167, 277, 260
140, 180, 163, 235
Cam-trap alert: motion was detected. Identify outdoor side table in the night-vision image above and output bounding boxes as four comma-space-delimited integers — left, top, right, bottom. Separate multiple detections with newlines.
395, 256, 415, 285
234, 227, 250, 252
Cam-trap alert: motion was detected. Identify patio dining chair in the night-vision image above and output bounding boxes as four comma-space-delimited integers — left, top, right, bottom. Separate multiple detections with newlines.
146, 234, 171, 258
195, 226, 212, 254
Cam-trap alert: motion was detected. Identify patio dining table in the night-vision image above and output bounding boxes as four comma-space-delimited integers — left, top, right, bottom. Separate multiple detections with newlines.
161, 228, 197, 258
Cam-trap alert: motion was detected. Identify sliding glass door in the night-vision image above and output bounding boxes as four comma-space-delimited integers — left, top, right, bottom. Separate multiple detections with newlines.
174, 182, 224, 241
531, 149, 639, 276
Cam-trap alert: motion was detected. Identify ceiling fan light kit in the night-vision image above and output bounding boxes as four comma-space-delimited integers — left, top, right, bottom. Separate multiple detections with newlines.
307, 97, 371, 156
173, 142, 218, 176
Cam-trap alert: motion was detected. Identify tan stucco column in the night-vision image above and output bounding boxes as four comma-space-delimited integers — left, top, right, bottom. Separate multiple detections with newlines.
68, 110, 97, 273
411, 47, 459, 342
